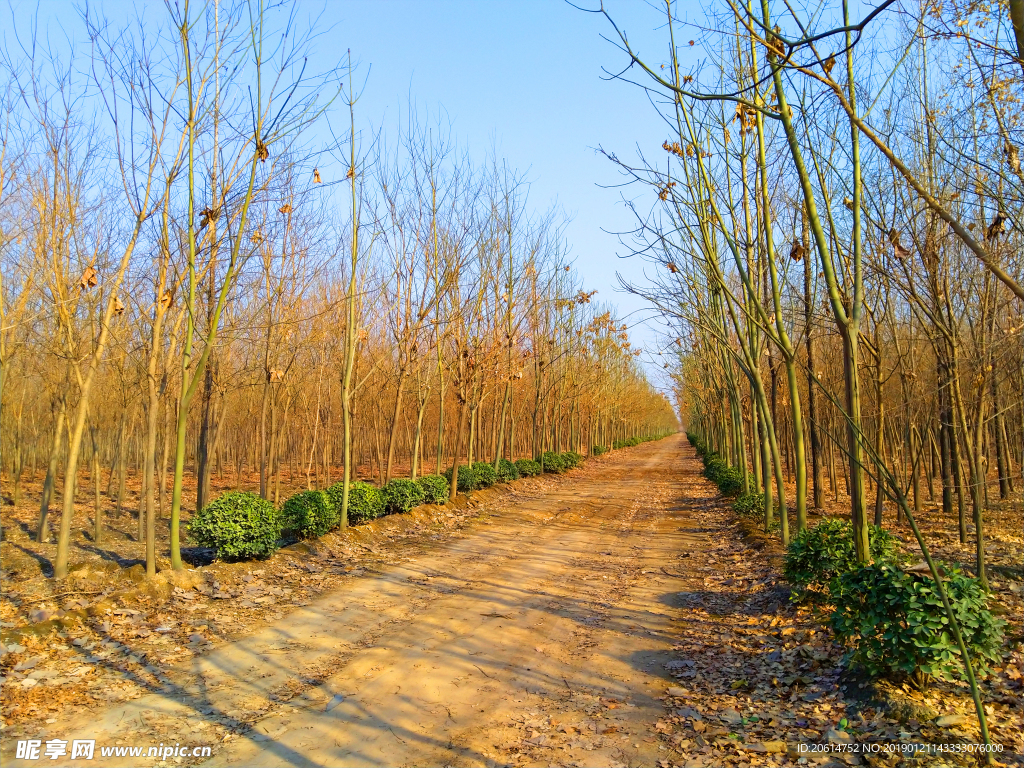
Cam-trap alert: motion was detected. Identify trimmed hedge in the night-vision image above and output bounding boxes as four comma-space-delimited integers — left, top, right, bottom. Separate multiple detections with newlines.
187, 433, 676, 559
327, 480, 385, 524
382, 478, 425, 515
281, 489, 337, 539
472, 461, 498, 488
716, 466, 744, 496
188, 491, 281, 561
539, 451, 566, 473
417, 474, 449, 504
732, 491, 765, 518
561, 451, 584, 469
495, 458, 520, 483
702, 455, 729, 483
688, 434, 746, 497
444, 464, 479, 493
515, 458, 542, 477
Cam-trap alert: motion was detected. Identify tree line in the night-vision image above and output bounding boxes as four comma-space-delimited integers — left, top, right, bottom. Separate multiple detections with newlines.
0, 0, 678, 580
594, 0, 1022, 589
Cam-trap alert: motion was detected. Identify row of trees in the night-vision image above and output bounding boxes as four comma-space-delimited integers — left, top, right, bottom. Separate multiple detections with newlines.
593, 4, 1021, 752
0, 1, 678, 579
594, 0, 1022, 589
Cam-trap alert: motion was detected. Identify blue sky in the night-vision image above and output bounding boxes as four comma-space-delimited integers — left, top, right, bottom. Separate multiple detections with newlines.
15, 0, 693, 383
320, 1, 679, 374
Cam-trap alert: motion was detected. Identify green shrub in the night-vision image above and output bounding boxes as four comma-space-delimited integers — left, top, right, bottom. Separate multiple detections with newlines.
783, 518, 899, 594
472, 461, 498, 487
540, 451, 566, 473
417, 474, 449, 504
349, 481, 385, 522
326, 480, 385, 524
702, 455, 728, 484
188, 491, 281, 561
561, 451, 584, 469
280, 489, 337, 539
830, 563, 1005, 688
444, 464, 479, 492
495, 458, 520, 483
716, 466, 743, 496
733, 491, 765, 518
515, 458, 542, 477
381, 478, 425, 515
689, 434, 709, 458
592, 444, 608, 456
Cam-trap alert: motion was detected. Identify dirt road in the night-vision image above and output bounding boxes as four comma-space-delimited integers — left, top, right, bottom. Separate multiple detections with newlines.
27, 436, 707, 767
12, 436, 1022, 768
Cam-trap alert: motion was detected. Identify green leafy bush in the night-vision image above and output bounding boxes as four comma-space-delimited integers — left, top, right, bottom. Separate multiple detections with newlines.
694, 442, 744, 496
561, 451, 584, 469
327, 480, 385, 524
515, 458, 542, 477
733, 491, 765, 518
592, 444, 608, 456
540, 451, 566, 473
472, 462, 498, 488
783, 518, 899, 594
702, 455, 728, 483
830, 563, 1005, 688
280, 489, 337, 539
416, 474, 449, 504
444, 465, 479, 492
690, 435, 710, 459
716, 466, 743, 496
688, 431, 718, 460
188, 491, 281, 561
381, 478, 425, 515
495, 458, 520, 483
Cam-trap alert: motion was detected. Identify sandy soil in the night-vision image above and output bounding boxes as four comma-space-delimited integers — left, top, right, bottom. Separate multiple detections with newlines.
2, 436, 1020, 768
3, 438, 700, 767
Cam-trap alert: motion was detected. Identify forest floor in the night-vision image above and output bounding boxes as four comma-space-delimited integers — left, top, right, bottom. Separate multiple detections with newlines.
0, 437, 1021, 768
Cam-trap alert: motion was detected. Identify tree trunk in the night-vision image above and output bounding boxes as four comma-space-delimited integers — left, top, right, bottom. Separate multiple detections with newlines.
991, 374, 1011, 498
435, 382, 446, 475
114, 412, 128, 516
802, 212, 824, 509
259, 375, 270, 499
411, 393, 428, 479
160, 387, 173, 517
36, 396, 67, 544
873, 348, 886, 526
196, 358, 216, 511
448, 393, 471, 502
89, 423, 103, 545
841, 326, 869, 562
384, 368, 407, 483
